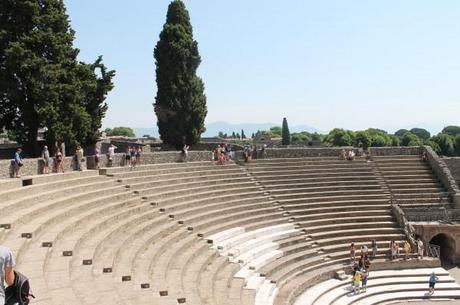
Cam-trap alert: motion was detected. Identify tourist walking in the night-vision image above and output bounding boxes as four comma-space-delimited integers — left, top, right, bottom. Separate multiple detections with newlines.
404, 241, 411, 260
182, 144, 189, 162
75, 145, 84, 171
353, 270, 361, 294
107, 144, 117, 167
394, 241, 400, 259
130, 146, 136, 167
55, 147, 64, 173
124, 146, 131, 166
41, 145, 51, 174
361, 245, 368, 258
0, 245, 16, 305
428, 272, 439, 295
94, 144, 101, 169
390, 240, 395, 260
417, 239, 424, 259
135, 145, 142, 165
350, 243, 356, 262
243, 144, 250, 162
13, 148, 23, 178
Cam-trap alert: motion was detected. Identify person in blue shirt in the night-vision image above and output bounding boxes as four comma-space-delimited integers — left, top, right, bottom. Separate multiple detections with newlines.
0, 245, 15, 305
429, 272, 439, 295
13, 148, 23, 178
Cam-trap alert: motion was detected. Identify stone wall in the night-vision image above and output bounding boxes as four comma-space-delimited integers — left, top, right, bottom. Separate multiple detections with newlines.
83, 151, 213, 169
424, 146, 460, 205
444, 157, 460, 187
369, 146, 422, 156
0, 156, 84, 178
0, 151, 212, 178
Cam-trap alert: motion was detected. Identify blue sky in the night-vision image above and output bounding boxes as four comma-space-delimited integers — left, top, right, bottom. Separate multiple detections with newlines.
65, 0, 460, 134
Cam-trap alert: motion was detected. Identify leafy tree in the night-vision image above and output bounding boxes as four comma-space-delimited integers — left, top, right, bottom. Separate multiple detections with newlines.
442, 126, 460, 137
410, 128, 430, 140
390, 135, 401, 146
432, 133, 455, 156
105, 127, 135, 137
291, 132, 310, 144
400, 132, 421, 146
281, 118, 290, 145
270, 126, 283, 137
310, 133, 324, 142
355, 131, 372, 149
0, 0, 114, 155
143, 134, 151, 138
395, 129, 409, 137
241, 129, 246, 139
455, 135, 460, 156
325, 128, 354, 146
426, 139, 441, 155
218, 131, 224, 138
154, 0, 207, 149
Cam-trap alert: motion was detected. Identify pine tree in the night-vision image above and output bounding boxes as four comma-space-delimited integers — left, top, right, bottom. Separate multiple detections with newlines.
282, 117, 291, 145
232, 131, 236, 138
0, 0, 114, 155
241, 129, 246, 139
154, 0, 207, 149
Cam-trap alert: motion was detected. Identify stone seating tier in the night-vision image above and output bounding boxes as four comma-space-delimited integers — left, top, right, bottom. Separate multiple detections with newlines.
0, 156, 456, 305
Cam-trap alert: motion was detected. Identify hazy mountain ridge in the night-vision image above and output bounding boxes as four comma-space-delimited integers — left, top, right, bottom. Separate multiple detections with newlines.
133, 121, 322, 138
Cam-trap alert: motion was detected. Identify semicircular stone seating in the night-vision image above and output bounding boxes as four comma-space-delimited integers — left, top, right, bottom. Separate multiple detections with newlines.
0, 154, 458, 305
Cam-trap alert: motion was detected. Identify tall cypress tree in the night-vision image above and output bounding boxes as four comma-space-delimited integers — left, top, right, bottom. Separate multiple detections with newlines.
154, 0, 207, 149
0, 0, 114, 155
282, 117, 291, 145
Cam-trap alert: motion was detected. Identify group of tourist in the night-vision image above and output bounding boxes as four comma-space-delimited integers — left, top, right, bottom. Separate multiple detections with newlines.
339, 149, 356, 161
242, 144, 267, 162
213, 144, 233, 165
123, 145, 142, 167
11, 142, 145, 177
349, 239, 435, 294
349, 242, 372, 294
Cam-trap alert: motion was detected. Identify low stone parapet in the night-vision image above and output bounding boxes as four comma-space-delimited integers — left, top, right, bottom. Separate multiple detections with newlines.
369, 146, 422, 156
86, 151, 212, 169
0, 151, 213, 178
0, 156, 85, 178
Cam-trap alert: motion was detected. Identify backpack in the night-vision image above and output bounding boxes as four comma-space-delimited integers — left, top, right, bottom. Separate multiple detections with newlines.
5, 271, 35, 305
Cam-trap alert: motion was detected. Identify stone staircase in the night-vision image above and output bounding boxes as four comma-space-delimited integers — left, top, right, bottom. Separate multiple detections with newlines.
373, 155, 451, 206
294, 267, 460, 305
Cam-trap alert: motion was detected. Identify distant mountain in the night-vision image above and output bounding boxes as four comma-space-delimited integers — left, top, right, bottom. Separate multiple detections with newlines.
203, 121, 322, 137
133, 122, 322, 138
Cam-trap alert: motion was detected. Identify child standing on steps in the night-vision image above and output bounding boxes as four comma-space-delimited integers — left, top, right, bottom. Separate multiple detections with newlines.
429, 272, 438, 295
353, 270, 361, 294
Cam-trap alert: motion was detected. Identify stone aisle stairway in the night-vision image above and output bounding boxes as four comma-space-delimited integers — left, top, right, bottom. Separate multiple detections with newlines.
373, 155, 451, 207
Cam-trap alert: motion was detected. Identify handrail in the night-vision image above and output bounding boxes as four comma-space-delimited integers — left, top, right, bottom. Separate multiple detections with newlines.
426, 243, 441, 258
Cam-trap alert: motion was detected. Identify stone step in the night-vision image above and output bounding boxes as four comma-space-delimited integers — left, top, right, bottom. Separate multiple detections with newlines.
297, 267, 451, 305
263, 181, 382, 190
100, 160, 220, 174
